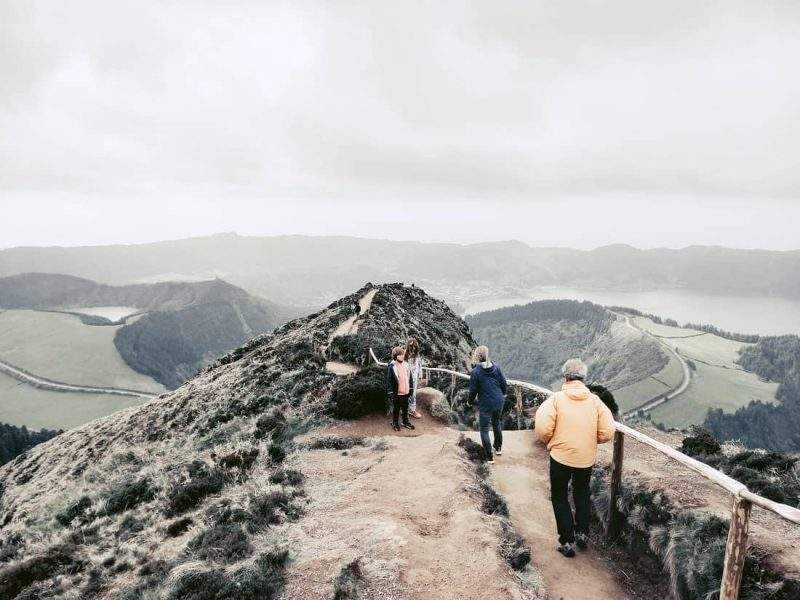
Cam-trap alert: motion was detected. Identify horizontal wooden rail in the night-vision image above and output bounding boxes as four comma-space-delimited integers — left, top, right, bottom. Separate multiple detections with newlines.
613, 423, 748, 496
368, 348, 552, 395
739, 489, 800, 525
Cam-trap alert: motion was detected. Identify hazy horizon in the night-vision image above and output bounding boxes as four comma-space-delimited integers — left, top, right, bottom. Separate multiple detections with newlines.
1, 231, 799, 254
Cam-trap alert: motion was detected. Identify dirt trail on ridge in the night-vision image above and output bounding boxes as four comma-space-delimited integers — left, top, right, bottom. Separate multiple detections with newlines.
285, 404, 638, 599
325, 288, 378, 376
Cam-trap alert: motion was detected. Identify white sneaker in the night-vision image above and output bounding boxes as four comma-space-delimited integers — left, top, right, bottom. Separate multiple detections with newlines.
495, 449, 503, 455
487, 458, 495, 464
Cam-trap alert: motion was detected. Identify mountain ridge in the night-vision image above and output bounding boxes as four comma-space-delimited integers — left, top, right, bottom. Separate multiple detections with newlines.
0, 283, 484, 599
0, 273, 301, 390
2, 235, 799, 306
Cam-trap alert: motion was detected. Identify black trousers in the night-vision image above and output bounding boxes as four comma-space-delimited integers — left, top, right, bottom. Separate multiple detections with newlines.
549, 457, 592, 545
392, 394, 410, 426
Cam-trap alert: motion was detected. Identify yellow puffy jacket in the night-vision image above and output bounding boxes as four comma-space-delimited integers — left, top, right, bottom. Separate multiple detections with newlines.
534, 380, 616, 468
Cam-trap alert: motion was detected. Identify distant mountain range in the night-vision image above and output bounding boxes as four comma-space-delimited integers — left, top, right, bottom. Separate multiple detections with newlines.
0, 273, 301, 389
1, 234, 798, 306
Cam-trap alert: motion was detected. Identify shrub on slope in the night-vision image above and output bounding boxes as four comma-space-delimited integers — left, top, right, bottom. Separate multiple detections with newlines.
680, 427, 799, 506
328, 366, 387, 419
591, 468, 799, 599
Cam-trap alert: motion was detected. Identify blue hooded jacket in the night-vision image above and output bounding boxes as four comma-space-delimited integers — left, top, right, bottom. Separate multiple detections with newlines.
468, 363, 508, 412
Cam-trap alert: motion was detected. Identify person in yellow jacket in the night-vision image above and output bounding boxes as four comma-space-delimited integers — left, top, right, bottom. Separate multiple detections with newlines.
534, 358, 615, 558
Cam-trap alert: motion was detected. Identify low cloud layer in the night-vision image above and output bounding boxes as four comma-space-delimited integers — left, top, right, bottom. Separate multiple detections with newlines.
1, 1, 799, 248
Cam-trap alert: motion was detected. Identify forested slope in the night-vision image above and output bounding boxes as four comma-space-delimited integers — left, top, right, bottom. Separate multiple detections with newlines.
467, 300, 667, 390
0, 423, 61, 465
705, 335, 800, 451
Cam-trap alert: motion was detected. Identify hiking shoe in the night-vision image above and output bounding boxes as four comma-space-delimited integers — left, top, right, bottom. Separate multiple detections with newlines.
402, 422, 415, 430
557, 543, 576, 558
392, 423, 401, 432
575, 533, 589, 550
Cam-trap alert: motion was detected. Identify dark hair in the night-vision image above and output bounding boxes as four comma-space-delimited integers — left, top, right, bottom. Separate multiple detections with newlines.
564, 374, 584, 382
405, 337, 420, 358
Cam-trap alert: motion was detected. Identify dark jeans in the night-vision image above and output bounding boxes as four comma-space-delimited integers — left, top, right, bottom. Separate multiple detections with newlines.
549, 457, 592, 545
479, 407, 503, 459
392, 394, 410, 426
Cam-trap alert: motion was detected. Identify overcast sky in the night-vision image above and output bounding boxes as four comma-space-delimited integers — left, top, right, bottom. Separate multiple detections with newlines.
1, 1, 799, 250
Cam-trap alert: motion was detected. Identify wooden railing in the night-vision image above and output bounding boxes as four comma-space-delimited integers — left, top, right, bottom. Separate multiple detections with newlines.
368, 349, 800, 600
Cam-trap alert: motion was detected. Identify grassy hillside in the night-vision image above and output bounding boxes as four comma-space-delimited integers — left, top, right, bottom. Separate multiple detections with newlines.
0, 310, 165, 393
631, 318, 779, 429
467, 300, 668, 392
0, 284, 488, 600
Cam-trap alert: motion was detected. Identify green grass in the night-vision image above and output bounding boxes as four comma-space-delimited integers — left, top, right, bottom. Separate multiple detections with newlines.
0, 371, 147, 429
649, 362, 778, 428
0, 309, 164, 392
612, 348, 684, 413
631, 318, 778, 428
634, 317, 749, 366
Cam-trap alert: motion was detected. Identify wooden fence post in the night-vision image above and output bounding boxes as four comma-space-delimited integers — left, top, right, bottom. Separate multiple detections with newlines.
719, 496, 753, 600
605, 430, 625, 540
515, 387, 523, 430
450, 373, 456, 407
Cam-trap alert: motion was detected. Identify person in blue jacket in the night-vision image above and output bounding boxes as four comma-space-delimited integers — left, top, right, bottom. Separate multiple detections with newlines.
467, 345, 508, 463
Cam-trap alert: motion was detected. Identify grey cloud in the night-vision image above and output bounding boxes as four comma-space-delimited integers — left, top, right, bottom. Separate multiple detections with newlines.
1, 0, 799, 247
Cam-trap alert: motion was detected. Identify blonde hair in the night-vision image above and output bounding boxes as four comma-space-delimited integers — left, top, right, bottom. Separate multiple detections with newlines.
392, 345, 406, 360
405, 337, 420, 358
473, 345, 489, 363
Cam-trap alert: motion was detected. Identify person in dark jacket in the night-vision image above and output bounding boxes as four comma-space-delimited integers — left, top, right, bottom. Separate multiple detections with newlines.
467, 345, 508, 463
387, 345, 415, 432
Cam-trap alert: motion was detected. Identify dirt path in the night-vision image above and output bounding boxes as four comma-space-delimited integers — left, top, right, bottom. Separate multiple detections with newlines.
471, 430, 633, 600
324, 360, 359, 376
283, 416, 544, 599
324, 288, 378, 375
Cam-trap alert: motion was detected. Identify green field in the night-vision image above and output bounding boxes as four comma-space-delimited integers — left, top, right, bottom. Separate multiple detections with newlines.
634, 318, 746, 366
0, 371, 147, 430
632, 318, 778, 428
611, 345, 684, 413
0, 309, 164, 393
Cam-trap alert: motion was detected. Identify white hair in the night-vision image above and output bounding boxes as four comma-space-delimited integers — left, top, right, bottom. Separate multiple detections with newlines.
562, 358, 588, 380
473, 345, 489, 363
